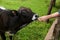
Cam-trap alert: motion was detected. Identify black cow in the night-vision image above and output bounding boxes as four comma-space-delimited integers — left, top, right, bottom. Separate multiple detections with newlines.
0, 7, 38, 40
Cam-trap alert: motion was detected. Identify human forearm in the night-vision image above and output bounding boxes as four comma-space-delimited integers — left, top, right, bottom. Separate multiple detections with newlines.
47, 12, 60, 19
49, 12, 60, 18
38, 12, 60, 22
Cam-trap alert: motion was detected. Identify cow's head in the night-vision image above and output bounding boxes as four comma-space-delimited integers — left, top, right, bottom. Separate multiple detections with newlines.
18, 7, 38, 23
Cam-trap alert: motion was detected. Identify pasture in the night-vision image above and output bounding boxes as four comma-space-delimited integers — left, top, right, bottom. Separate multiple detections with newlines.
0, 0, 60, 40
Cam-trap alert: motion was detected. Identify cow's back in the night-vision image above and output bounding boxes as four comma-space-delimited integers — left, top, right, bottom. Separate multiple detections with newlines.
0, 10, 9, 32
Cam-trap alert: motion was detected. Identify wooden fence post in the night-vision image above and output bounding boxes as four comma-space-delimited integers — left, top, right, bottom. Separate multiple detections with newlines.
47, 0, 56, 22
45, 17, 60, 40
44, 19, 58, 40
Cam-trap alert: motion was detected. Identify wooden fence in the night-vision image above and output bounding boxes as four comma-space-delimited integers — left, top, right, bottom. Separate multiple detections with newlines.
45, 17, 60, 40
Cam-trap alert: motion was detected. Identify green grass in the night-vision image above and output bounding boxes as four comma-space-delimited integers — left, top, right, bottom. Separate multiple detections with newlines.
0, 0, 60, 40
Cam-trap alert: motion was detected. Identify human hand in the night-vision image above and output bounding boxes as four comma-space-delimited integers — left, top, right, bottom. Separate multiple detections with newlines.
38, 16, 49, 22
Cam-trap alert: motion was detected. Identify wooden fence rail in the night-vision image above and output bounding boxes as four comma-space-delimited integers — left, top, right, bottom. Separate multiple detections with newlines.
45, 17, 60, 40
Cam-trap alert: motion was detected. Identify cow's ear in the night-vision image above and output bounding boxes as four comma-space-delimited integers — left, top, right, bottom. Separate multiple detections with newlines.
12, 10, 17, 16
9, 10, 18, 17
12, 10, 19, 16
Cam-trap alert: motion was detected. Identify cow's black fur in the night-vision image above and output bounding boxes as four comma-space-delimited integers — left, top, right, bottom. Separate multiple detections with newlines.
0, 7, 38, 40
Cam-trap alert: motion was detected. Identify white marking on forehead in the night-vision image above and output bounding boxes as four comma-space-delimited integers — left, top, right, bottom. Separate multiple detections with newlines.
0, 6, 6, 10
32, 14, 37, 20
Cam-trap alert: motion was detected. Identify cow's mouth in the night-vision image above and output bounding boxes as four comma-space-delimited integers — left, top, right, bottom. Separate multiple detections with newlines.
32, 14, 39, 20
